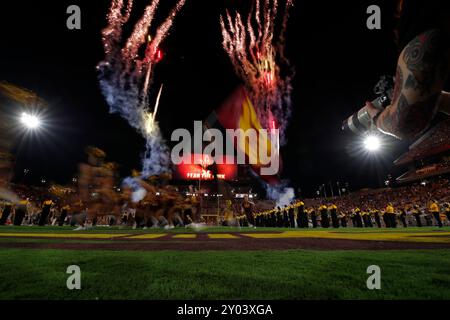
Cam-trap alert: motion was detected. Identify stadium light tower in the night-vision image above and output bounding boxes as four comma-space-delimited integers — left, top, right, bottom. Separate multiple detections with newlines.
20, 112, 41, 130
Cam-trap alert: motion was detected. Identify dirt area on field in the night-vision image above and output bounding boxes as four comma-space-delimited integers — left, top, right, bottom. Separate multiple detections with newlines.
0, 234, 450, 251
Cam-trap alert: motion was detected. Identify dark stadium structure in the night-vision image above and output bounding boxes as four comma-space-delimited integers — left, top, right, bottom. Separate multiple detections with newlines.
172, 161, 273, 224
395, 118, 450, 184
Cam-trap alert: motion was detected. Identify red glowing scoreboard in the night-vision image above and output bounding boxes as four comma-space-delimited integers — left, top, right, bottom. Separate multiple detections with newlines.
173, 154, 238, 181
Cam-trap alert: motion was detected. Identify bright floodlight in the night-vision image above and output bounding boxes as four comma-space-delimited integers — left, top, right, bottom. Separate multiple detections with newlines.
21, 112, 41, 129
363, 135, 381, 152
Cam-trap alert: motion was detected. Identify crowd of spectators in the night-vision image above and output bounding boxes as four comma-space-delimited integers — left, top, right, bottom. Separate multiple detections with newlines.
1, 178, 450, 228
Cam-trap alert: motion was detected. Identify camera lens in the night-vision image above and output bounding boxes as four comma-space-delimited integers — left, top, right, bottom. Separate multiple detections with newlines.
342, 107, 372, 135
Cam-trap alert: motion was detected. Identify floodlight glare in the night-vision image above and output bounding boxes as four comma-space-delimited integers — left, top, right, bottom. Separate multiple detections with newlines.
21, 112, 41, 129
363, 135, 381, 152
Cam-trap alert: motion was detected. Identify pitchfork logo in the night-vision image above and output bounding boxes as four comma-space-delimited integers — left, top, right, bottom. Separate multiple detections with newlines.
171, 121, 280, 176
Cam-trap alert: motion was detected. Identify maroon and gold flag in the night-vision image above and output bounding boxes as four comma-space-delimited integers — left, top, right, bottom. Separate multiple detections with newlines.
205, 86, 281, 184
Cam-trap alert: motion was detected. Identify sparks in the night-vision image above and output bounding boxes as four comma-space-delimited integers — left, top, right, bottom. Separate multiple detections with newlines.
220, 0, 294, 145
97, 0, 185, 177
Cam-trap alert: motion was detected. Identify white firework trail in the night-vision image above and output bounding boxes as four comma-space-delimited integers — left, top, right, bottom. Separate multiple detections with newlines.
97, 0, 186, 178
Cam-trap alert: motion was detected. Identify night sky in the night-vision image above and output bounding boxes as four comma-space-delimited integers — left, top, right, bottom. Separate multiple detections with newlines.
0, 0, 411, 197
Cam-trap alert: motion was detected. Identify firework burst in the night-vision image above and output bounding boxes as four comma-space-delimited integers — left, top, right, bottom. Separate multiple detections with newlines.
220, 0, 294, 145
97, 0, 186, 177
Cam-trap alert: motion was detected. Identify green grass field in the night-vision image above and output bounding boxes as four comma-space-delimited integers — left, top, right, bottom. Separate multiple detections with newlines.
0, 226, 449, 300
1, 249, 449, 299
